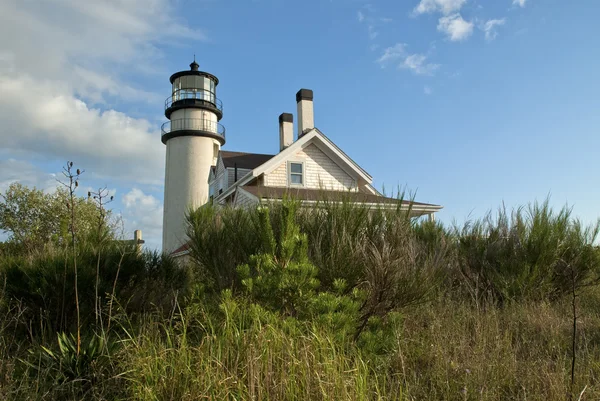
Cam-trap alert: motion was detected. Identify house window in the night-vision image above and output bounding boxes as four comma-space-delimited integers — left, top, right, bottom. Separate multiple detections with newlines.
289, 162, 304, 185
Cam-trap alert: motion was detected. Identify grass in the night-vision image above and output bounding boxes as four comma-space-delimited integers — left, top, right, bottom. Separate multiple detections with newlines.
1, 198, 600, 400
4, 291, 599, 400
121, 302, 396, 400
395, 294, 600, 400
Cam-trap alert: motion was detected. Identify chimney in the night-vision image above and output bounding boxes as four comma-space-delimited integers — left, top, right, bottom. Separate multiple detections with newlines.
296, 89, 314, 138
134, 230, 144, 254
279, 113, 294, 151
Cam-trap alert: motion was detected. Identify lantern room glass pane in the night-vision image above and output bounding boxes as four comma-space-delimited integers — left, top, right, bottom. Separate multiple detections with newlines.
193, 76, 202, 90
172, 78, 181, 99
203, 77, 213, 102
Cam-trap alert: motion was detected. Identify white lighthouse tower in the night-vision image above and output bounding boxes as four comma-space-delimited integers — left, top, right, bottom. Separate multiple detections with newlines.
161, 59, 225, 253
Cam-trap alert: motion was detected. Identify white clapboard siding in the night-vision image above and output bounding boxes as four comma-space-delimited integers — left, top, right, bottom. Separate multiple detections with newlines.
209, 156, 229, 196
264, 143, 357, 190
266, 163, 288, 186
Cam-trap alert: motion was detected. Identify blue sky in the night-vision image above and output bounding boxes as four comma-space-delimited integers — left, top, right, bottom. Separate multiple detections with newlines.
1, 0, 599, 250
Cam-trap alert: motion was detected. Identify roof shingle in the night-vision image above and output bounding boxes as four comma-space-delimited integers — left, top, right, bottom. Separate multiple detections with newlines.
240, 186, 441, 207
220, 151, 274, 170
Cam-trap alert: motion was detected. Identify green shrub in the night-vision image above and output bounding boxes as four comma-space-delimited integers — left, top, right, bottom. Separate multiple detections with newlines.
0, 244, 190, 335
186, 204, 260, 292
456, 199, 600, 304
4, 192, 600, 400
238, 203, 320, 317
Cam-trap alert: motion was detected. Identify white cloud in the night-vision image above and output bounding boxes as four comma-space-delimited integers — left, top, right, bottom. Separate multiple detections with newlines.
377, 43, 408, 65
73, 66, 162, 105
0, 159, 58, 193
0, 0, 203, 84
368, 25, 379, 40
122, 188, 163, 250
358, 7, 389, 42
424, 86, 433, 95
0, 0, 203, 187
482, 18, 506, 41
377, 44, 440, 75
401, 54, 440, 75
413, 0, 467, 15
437, 13, 474, 41
123, 188, 160, 209
513, 0, 527, 7
0, 51, 15, 74
0, 75, 164, 185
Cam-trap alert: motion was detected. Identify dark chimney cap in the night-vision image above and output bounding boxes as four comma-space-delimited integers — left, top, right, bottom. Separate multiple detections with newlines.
296, 89, 313, 102
279, 113, 293, 123
190, 59, 199, 71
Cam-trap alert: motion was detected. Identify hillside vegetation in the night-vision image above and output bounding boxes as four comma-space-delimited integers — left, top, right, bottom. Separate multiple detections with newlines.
1, 184, 600, 400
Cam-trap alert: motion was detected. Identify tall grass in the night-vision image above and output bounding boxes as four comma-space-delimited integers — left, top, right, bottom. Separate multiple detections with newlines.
394, 295, 600, 400
1, 197, 599, 400
122, 294, 402, 400
456, 199, 600, 304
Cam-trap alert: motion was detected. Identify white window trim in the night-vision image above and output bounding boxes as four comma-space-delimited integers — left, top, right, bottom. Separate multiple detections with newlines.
288, 161, 305, 187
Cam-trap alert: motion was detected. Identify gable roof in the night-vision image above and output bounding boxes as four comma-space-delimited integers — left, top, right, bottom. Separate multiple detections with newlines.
220, 151, 274, 169
241, 186, 442, 209
215, 128, 375, 203
312, 128, 372, 181
255, 128, 373, 182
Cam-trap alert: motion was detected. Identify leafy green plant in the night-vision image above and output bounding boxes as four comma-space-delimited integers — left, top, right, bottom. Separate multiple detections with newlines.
19, 331, 121, 400
238, 203, 320, 317
26, 332, 113, 382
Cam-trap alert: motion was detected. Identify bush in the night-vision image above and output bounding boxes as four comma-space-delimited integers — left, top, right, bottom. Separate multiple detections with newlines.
3, 194, 600, 400
186, 204, 260, 292
456, 199, 600, 304
238, 203, 320, 317
188, 199, 448, 347
0, 244, 190, 335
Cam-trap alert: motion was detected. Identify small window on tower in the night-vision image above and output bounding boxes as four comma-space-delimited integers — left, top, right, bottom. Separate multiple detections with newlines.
213, 144, 219, 159
289, 162, 303, 185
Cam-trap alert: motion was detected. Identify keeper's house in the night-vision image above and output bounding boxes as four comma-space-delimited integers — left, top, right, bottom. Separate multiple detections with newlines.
161, 60, 442, 254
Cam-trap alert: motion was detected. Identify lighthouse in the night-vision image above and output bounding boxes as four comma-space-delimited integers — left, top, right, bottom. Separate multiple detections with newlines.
161, 59, 225, 253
